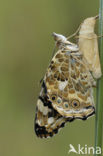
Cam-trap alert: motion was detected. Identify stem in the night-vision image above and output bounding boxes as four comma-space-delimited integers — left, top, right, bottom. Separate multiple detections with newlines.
95, 0, 103, 155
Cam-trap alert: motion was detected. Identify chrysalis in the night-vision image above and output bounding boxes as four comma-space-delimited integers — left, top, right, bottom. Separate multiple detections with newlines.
78, 16, 102, 79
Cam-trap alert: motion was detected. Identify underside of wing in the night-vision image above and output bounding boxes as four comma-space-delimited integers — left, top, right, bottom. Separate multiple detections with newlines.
44, 50, 95, 119
35, 82, 72, 138
35, 33, 97, 138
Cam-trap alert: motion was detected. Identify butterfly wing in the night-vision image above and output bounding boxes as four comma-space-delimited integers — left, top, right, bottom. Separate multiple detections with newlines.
35, 34, 95, 138
44, 49, 95, 120
35, 81, 69, 138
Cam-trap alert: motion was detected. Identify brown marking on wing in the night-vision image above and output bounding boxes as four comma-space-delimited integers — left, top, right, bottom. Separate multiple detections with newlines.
61, 66, 68, 71
69, 89, 75, 94
77, 93, 87, 101
62, 92, 68, 97
58, 58, 64, 62
55, 53, 63, 58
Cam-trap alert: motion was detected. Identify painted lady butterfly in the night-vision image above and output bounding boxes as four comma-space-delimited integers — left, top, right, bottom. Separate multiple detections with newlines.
34, 32, 96, 138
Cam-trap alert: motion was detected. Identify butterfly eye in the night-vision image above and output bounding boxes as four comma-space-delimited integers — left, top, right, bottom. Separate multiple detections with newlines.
72, 100, 80, 108
64, 102, 69, 108
57, 97, 62, 104
51, 95, 57, 101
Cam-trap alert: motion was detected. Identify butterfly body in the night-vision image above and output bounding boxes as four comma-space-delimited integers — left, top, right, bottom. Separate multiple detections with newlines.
35, 33, 95, 138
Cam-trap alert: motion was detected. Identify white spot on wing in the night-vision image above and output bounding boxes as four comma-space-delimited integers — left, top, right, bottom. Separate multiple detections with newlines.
58, 81, 68, 90
48, 117, 54, 124
37, 99, 51, 115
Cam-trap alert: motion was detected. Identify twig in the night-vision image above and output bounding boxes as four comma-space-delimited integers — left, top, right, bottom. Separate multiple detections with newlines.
94, 0, 103, 155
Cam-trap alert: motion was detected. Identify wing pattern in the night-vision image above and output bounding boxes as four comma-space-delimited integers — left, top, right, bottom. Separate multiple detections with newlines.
35, 33, 95, 138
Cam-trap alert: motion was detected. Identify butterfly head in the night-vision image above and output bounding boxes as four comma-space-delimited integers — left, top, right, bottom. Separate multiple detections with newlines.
52, 32, 79, 51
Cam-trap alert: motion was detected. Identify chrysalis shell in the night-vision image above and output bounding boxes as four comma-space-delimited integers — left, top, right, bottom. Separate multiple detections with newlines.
78, 16, 102, 79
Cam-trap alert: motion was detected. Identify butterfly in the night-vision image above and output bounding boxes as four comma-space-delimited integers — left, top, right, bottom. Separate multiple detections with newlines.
34, 32, 96, 138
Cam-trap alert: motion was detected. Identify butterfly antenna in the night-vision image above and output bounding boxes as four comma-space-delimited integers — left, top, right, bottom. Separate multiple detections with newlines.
67, 24, 81, 40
